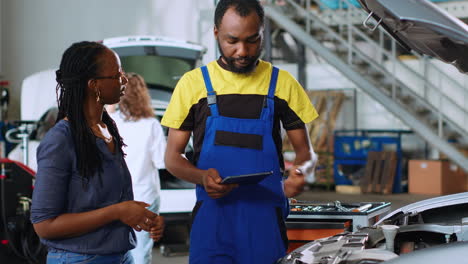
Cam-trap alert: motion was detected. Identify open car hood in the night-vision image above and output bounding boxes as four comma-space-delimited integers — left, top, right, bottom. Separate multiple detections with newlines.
357, 0, 468, 73
376, 191, 468, 224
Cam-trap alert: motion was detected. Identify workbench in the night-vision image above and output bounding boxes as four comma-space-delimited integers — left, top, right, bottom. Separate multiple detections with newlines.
288, 201, 391, 231
286, 201, 391, 252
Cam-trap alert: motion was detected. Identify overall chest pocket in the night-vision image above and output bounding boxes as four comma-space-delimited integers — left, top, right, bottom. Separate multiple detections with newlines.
215, 130, 263, 150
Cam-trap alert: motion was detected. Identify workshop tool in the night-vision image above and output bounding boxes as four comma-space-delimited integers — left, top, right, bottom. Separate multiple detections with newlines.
334, 200, 351, 212
288, 200, 391, 232
286, 200, 391, 253
352, 203, 373, 212
295, 152, 318, 183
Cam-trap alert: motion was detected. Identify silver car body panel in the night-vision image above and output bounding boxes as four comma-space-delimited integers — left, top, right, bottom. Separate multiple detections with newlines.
358, 0, 468, 73
376, 191, 468, 224
384, 242, 468, 264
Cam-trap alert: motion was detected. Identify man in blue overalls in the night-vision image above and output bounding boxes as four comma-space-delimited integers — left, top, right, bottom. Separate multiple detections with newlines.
161, 0, 318, 263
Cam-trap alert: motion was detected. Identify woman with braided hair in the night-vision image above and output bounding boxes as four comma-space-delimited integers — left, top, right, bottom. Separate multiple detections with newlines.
30, 41, 162, 264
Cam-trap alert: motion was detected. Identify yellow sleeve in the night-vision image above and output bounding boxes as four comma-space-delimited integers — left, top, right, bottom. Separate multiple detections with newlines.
161, 71, 198, 129
276, 70, 318, 124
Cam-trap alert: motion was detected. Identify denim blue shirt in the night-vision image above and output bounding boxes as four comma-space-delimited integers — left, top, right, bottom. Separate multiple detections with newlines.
31, 120, 136, 254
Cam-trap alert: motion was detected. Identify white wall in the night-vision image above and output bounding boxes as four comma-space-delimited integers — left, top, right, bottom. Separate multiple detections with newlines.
1, 0, 217, 119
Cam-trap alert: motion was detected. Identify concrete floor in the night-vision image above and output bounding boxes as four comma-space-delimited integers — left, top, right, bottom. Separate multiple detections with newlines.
152, 247, 187, 264
151, 189, 437, 263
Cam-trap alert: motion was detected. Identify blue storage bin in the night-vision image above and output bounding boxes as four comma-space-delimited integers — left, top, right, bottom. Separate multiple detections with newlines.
333, 130, 411, 193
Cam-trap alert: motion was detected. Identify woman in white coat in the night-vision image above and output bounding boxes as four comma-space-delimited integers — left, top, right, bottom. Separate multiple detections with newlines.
108, 72, 166, 264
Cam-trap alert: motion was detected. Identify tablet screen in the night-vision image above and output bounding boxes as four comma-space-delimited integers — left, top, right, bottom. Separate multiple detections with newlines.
220, 171, 273, 185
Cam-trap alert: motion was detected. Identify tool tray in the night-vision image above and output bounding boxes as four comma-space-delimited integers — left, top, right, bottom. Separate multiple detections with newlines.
289, 201, 391, 216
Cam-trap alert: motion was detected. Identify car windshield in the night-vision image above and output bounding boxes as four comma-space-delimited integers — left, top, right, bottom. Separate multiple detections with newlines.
119, 54, 193, 102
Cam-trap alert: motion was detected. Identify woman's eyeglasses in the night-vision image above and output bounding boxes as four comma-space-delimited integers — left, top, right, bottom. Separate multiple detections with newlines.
93, 71, 127, 83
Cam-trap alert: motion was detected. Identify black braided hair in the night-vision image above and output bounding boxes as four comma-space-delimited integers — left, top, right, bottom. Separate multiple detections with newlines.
214, 0, 264, 28
55, 41, 125, 182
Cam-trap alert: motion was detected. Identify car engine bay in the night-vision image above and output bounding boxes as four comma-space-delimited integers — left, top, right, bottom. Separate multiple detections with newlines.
278, 193, 468, 264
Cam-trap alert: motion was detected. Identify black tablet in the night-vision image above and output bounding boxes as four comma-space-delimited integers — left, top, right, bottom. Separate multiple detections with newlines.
220, 171, 273, 185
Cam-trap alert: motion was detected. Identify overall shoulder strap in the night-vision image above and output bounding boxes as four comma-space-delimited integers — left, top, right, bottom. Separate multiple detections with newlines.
201, 66, 219, 117
268, 67, 279, 99
260, 66, 279, 121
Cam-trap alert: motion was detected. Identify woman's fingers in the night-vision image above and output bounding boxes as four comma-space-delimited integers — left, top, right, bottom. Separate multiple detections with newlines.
149, 215, 164, 241
133, 224, 142, 232
150, 229, 163, 241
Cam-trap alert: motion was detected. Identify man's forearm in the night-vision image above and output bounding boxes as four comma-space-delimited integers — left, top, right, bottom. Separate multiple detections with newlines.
165, 152, 205, 185
294, 149, 311, 165
286, 128, 312, 166
284, 127, 313, 197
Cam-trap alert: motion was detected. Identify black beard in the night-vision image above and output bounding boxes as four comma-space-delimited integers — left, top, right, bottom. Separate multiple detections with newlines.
217, 42, 261, 74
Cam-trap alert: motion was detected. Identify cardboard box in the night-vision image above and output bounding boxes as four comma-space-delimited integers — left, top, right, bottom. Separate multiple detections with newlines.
336, 185, 361, 194
408, 160, 466, 195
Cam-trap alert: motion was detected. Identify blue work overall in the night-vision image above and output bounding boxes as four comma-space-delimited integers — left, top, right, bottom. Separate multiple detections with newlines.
189, 66, 288, 264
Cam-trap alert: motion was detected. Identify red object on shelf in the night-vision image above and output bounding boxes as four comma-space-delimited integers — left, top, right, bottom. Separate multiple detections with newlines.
0, 158, 36, 176
287, 222, 350, 253
0, 81, 9, 86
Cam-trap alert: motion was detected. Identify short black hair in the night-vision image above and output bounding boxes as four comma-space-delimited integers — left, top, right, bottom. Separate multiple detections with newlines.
214, 0, 264, 28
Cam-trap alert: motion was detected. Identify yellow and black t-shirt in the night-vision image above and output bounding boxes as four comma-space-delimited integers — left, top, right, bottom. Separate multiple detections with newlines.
161, 59, 318, 169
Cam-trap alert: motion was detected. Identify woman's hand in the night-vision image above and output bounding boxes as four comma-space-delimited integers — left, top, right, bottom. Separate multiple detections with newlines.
117, 201, 158, 232
149, 215, 165, 242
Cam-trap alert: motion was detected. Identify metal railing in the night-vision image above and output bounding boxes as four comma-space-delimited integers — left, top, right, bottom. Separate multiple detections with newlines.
266, 0, 468, 139
263, 0, 468, 171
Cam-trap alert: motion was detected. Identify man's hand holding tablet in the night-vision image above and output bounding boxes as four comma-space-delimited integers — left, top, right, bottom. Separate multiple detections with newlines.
220, 171, 273, 185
